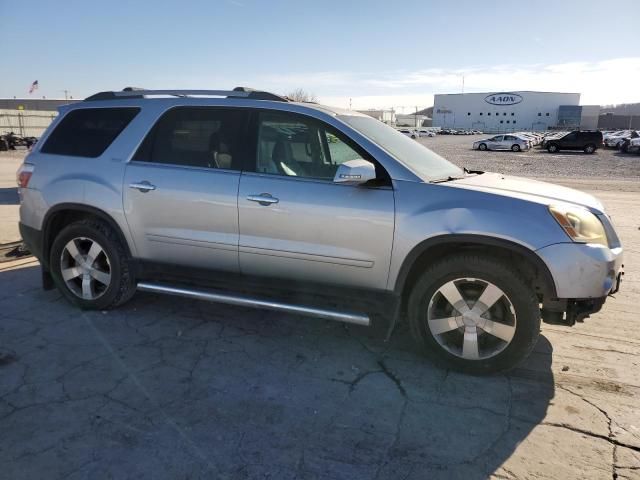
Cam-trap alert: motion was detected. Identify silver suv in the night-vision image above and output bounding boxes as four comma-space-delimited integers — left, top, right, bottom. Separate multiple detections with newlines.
17, 88, 624, 374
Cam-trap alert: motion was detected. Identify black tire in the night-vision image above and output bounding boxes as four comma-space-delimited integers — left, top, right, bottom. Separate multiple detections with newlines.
583, 144, 596, 154
511, 144, 521, 152
621, 143, 629, 153
49, 219, 136, 310
0, 139, 8, 151
407, 254, 540, 375
547, 144, 559, 153
478, 143, 487, 151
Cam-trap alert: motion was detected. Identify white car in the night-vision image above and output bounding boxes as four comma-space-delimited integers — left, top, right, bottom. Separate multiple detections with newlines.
604, 131, 631, 148
473, 134, 530, 152
398, 128, 417, 138
417, 129, 436, 137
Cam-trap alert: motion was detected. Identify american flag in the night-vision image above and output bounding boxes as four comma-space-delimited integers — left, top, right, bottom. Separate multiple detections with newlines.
28, 80, 38, 94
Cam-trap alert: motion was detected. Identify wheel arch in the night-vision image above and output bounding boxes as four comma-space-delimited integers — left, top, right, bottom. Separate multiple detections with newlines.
394, 234, 558, 302
42, 203, 133, 270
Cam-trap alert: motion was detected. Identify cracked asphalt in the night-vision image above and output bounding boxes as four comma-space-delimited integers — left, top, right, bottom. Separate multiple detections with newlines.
1, 142, 639, 479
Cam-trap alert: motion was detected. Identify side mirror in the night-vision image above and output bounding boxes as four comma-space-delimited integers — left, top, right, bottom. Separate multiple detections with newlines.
333, 159, 377, 185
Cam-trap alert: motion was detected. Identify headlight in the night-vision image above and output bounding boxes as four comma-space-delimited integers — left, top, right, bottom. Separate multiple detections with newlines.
549, 204, 608, 246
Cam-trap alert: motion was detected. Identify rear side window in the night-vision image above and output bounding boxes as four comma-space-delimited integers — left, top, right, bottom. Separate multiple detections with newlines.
133, 107, 248, 170
42, 107, 139, 157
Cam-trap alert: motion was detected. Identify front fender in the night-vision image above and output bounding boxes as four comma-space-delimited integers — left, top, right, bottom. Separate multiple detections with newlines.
388, 180, 567, 292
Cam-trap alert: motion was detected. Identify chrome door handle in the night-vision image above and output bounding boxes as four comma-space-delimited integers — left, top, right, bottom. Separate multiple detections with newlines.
129, 181, 156, 193
247, 193, 279, 206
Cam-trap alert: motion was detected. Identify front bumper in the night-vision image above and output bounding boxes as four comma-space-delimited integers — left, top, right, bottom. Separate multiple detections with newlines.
535, 242, 623, 299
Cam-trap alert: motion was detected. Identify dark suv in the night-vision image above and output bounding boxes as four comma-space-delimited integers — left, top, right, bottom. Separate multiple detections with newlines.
542, 130, 603, 154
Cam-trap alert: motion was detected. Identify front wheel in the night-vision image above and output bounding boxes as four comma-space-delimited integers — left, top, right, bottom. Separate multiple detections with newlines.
547, 144, 559, 153
478, 143, 487, 151
50, 219, 136, 310
408, 255, 540, 374
511, 144, 521, 152
584, 144, 596, 154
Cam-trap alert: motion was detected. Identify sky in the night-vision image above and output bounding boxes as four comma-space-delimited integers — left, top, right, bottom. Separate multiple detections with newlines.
1, 0, 639, 110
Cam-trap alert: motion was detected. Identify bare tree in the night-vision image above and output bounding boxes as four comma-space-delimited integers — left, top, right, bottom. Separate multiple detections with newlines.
286, 88, 318, 103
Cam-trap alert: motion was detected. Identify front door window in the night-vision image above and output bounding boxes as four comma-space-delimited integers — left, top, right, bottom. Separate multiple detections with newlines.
256, 112, 366, 180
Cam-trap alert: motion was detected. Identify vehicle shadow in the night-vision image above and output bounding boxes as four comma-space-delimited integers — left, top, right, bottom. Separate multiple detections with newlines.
0, 187, 19, 205
538, 150, 602, 156
0, 265, 554, 479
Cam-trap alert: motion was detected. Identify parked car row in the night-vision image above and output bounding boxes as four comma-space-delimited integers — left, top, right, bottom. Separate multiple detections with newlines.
397, 128, 438, 138
439, 128, 483, 135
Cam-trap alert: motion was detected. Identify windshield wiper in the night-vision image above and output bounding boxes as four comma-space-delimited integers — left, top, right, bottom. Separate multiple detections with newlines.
431, 167, 484, 183
430, 176, 462, 183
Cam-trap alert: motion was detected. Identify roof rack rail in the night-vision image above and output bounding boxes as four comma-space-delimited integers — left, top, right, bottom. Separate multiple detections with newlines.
84, 87, 288, 102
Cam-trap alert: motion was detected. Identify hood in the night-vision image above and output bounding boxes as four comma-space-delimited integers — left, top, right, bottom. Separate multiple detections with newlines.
446, 172, 605, 212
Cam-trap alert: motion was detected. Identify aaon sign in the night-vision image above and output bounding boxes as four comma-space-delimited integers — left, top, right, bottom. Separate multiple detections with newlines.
484, 92, 523, 106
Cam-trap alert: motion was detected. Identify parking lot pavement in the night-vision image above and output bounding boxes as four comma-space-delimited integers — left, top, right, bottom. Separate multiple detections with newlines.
1, 145, 640, 479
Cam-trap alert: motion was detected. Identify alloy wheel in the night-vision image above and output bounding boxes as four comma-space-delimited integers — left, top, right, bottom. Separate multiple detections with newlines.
426, 278, 517, 360
60, 237, 112, 300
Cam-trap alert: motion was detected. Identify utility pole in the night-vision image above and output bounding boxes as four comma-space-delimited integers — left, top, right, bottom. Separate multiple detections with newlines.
349, 98, 352, 110
462, 75, 465, 94
415, 106, 418, 128
60, 90, 69, 100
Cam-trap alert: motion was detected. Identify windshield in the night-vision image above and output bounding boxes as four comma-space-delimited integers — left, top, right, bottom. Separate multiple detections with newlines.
338, 115, 463, 181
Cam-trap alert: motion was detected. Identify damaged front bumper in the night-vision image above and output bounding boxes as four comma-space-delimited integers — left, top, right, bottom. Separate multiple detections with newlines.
542, 268, 623, 326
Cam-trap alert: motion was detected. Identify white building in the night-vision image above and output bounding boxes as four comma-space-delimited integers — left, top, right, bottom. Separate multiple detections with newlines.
432, 91, 593, 132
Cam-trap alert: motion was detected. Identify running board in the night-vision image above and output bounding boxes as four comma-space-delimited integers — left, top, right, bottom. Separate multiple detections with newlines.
137, 282, 371, 326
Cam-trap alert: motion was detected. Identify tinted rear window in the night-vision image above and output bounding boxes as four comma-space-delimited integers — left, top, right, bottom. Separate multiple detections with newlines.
42, 107, 139, 157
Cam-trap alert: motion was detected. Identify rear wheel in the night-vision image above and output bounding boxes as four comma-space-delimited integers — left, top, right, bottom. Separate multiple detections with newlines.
547, 144, 559, 153
584, 144, 596, 154
50, 219, 136, 310
408, 255, 540, 374
511, 144, 521, 152
478, 143, 487, 151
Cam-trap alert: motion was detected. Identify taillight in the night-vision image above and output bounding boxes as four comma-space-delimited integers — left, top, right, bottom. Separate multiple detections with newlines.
17, 163, 34, 188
